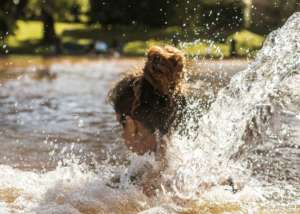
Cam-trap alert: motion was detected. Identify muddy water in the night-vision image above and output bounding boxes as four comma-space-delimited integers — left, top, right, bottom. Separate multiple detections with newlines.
0, 57, 248, 171
0, 57, 145, 170
0, 57, 250, 213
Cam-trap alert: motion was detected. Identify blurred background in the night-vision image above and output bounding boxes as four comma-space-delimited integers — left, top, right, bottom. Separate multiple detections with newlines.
0, 0, 299, 58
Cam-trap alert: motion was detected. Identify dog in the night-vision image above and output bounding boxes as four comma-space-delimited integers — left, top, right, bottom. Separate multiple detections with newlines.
108, 45, 186, 196
108, 45, 186, 155
143, 45, 185, 96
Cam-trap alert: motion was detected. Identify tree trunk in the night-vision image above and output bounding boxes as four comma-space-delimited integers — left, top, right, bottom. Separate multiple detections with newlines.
15, 0, 28, 17
41, 7, 57, 44
41, 4, 62, 54
0, 0, 28, 36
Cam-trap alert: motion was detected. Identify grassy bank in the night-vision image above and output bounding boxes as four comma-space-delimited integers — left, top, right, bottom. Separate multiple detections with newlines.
2, 20, 265, 58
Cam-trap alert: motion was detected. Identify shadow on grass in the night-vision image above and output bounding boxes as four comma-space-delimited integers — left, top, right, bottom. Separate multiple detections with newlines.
2, 24, 264, 58
61, 25, 185, 45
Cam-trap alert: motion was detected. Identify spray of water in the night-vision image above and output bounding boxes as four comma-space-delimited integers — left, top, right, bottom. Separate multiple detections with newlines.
161, 12, 300, 210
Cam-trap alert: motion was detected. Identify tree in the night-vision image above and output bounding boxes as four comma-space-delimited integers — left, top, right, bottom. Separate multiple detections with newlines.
40, 0, 57, 44
250, 0, 300, 34
88, 0, 177, 27
0, 0, 28, 38
27, 0, 80, 44
174, 0, 245, 41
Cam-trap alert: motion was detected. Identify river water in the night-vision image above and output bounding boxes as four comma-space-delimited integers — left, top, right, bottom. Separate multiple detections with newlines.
0, 13, 299, 214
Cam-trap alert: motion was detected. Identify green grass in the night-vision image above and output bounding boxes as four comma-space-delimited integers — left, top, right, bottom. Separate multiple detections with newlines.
181, 41, 230, 58
230, 30, 265, 57
4, 20, 88, 54
123, 30, 264, 58
123, 40, 171, 56
3, 20, 265, 57
7, 20, 86, 45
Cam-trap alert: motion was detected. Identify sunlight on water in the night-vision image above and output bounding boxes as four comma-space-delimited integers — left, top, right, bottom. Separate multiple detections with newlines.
0, 13, 299, 213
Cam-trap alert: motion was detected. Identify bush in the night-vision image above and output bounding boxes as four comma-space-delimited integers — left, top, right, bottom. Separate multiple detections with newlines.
250, 0, 300, 35
89, 0, 177, 27
229, 30, 265, 57
198, 0, 246, 41
181, 41, 230, 58
123, 40, 169, 56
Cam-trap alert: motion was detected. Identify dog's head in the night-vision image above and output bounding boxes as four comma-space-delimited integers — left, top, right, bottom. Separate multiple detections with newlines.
144, 45, 185, 95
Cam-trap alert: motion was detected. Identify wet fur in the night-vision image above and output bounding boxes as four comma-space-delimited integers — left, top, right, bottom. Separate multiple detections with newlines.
108, 46, 186, 196
131, 45, 186, 114
108, 45, 186, 132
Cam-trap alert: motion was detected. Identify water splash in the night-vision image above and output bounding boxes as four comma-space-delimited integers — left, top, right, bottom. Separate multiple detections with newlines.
164, 12, 300, 209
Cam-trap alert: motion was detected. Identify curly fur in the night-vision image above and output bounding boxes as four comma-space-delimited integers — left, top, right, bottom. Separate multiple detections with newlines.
108, 45, 186, 134
131, 45, 186, 113
143, 45, 186, 95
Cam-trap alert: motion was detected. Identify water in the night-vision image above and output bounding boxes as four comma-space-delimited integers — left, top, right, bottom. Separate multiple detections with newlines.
0, 13, 299, 213
165, 13, 300, 212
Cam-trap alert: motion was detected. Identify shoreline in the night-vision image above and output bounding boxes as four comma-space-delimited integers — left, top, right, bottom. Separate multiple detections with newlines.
0, 55, 251, 69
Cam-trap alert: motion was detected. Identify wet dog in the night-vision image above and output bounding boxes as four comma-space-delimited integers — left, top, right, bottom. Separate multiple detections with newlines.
142, 45, 185, 96
108, 45, 186, 155
108, 45, 187, 196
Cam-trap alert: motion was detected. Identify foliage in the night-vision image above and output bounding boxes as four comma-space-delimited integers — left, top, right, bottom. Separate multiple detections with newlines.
181, 41, 230, 58
88, 0, 177, 27
250, 0, 300, 34
5, 20, 265, 57
230, 30, 265, 56
199, 0, 245, 40
26, 0, 87, 22
26, 0, 88, 44
123, 30, 264, 58
0, 0, 28, 37
176, 0, 245, 41
123, 40, 170, 55
2, 0, 287, 57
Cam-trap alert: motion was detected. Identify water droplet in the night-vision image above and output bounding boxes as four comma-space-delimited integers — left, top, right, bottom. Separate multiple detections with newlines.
78, 119, 84, 127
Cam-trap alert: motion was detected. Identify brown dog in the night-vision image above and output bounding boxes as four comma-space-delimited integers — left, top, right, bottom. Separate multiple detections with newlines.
108, 45, 187, 196
109, 45, 186, 155
143, 45, 185, 96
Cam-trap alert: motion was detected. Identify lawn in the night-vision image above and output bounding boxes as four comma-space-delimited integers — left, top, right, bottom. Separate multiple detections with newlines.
123, 30, 264, 58
3, 20, 265, 58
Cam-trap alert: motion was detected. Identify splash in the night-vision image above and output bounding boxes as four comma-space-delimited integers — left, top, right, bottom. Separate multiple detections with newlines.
163, 12, 300, 209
